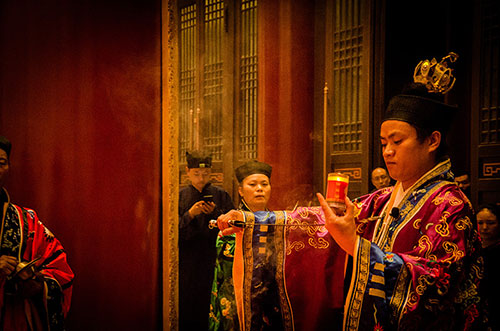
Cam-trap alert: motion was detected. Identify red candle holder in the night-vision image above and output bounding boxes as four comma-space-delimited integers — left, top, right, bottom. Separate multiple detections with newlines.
325, 172, 349, 210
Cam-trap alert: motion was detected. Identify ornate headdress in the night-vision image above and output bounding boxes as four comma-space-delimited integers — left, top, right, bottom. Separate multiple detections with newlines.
413, 52, 458, 94
383, 52, 459, 134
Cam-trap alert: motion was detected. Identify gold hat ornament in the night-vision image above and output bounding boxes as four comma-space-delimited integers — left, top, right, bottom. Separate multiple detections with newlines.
384, 52, 459, 134
413, 52, 458, 94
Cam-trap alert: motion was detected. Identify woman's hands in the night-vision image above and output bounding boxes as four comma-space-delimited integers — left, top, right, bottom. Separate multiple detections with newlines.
316, 193, 357, 256
217, 210, 245, 236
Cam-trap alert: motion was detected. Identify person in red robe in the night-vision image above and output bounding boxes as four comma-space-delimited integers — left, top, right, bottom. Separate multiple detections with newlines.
316, 53, 483, 330
0, 136, 74, 330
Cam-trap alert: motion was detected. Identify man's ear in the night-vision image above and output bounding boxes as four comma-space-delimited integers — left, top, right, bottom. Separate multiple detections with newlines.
428, 131, 441, 153
185, 166, 190, 174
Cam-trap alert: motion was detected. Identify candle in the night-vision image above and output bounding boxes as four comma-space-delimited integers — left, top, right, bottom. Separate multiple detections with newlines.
325, 172, 349, 210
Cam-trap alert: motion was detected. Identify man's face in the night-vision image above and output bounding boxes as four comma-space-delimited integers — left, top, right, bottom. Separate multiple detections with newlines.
371, 168, 391, 190
0, 149, 9, 188
380, 120, 436, 189
186, 167, 211, 192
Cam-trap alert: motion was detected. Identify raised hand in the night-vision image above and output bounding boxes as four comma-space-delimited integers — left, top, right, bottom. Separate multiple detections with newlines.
316, 193, 357, 256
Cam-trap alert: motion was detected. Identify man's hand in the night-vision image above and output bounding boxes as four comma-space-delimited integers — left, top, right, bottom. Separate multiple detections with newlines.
217, 210, 245, 236
317, 193, 357, 256
188, 201, 215, 218
0, 255, 18, 278
202, 201, 216, 214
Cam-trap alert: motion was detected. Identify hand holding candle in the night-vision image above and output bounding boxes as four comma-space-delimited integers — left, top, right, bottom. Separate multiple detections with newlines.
325, 172, 349, 211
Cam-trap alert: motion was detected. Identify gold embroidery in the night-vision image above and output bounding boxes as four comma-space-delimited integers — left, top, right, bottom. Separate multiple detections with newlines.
416, 274, 436, 295
455, 216, 472, 231
432, 191, 463, 206
473, 257, 483, 279
441, 241, 464, 263
353, 202, 362, 219
400, 201, 413, 218
273, 211, 294, 331
308, 237, 329, 249
344, 238, 371, 331
388, 182, 449, 251
374, 263, 385, 271
258, 247, 266, 254
406, 291, 419, 309
369, 288, 386, 299
287, 214, 327, 236
390, 264, 411, 325
413, 218, 421, 230
296, 206, 322, 218
435, 211, 451, 237
356, 223, 367, 234
371, 274, 385, 285
286, 241, 305, 255
417, 235, 433, 259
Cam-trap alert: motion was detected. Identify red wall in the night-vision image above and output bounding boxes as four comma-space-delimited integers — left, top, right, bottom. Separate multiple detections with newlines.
258, 0, 315, 210
0, 1, 162, 330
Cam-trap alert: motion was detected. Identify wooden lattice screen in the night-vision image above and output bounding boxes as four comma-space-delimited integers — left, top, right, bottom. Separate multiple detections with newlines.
238, 0, 258, 161
179, 0, 258, 165
479, 0, 500, 146
331, 0, 364, 154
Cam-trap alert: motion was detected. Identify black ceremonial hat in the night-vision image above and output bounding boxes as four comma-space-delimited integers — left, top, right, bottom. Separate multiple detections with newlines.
0, 136, 11, 158
383, 86, 458, 134
235, 160, 272, 183
186, 150, 212, 168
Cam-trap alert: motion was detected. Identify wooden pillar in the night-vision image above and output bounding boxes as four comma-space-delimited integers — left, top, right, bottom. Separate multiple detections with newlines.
258, 0, 315, 209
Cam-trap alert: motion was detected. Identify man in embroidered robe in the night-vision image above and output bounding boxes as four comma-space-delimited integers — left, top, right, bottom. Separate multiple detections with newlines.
316, 55, 483, 330
0, 136, 74, 330
216, 54, 482, 330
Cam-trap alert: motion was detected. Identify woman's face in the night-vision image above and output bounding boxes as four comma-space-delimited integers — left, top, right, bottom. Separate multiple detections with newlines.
477, 208, 500, 245
238, 174, 271, 211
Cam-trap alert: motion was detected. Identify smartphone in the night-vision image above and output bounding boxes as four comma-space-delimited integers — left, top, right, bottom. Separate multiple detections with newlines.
202, 194, 214, 203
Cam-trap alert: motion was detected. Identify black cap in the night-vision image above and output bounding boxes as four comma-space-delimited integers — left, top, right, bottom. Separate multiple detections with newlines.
235, 160, 272, 183
186, 150, 212, 168
0, 136, 11, 158
383, 83, 458, 134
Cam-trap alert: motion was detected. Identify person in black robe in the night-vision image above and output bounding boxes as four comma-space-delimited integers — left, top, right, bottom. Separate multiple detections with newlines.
178, 150, 234, 330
